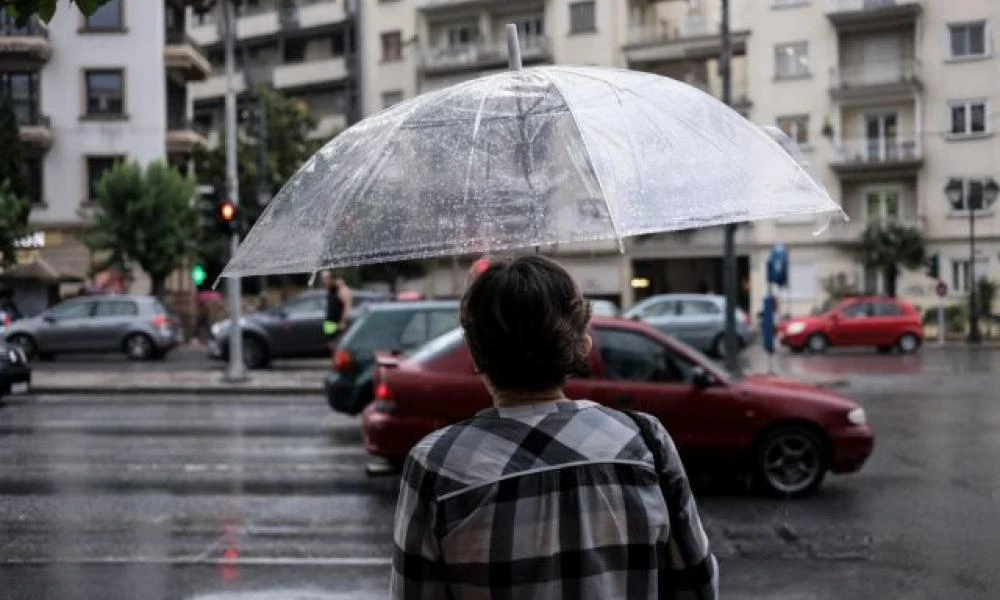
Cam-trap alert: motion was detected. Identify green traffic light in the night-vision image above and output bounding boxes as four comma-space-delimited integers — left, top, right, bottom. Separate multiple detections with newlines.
191, 265, 207, 286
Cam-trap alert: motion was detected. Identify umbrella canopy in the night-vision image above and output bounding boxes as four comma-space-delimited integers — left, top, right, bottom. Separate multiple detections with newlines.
222, 66, 841, 278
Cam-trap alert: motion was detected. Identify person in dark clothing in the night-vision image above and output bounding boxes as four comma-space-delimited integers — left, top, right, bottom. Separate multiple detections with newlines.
322, 271, 352, 357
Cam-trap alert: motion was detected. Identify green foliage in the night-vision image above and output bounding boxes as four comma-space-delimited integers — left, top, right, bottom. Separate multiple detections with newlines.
922, 304, 967, 333
0, 0, 111, 25
0, 181, 30, 267
817, 271, 861, 313
85, 161, 197, 296
858, 222, 925, 297
0, 91, 26, 200
978, 277, 998, 316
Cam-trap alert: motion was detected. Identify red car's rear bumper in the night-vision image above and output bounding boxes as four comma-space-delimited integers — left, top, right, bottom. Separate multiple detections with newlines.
361, 403, 437, 463
829, 425, 875, 473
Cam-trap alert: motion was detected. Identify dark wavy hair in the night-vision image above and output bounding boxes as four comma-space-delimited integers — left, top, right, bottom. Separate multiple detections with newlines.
460, 256, 591, 392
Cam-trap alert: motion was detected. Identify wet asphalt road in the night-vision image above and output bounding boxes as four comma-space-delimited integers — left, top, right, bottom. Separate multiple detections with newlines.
3, 348, 1000, 599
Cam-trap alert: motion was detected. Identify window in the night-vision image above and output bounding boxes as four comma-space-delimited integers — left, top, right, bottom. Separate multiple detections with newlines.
875, 302, 904, 317
842, 303, 874, 319
951, 258, 988, 293
775, 42, 810, 79
446, 24, 477, 47
399, 313, 430, 349
641, 300, 677, 318
776, 115, 809, 145
25, 158, 42, 206
950, 101, 988, 136
95, 300, 138, 317
49, 300, 94, 320
772, 0, 808, 6
381, 31, 402, 62
428, 311, 459, 340
83, 0, 123, 30
0, 71, 40, 124
946, 178, 999, 213
283, 38, 306, 63
679, 300, 720, 316
86, 156, 124, 203
84, 69, 125, 117
949, 22, 987, 58
381, 90, 404, 109
284, 295, 324, 316
864, 189, 901, 221
595, 328, 693, 384
515, 15, 544, 41
569, 1, 596, 34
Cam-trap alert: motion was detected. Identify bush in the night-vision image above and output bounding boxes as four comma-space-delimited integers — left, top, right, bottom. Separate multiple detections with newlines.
922, 304, 967, 333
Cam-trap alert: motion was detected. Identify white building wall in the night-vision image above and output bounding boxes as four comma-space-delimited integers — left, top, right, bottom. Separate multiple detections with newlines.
37, 0, 167, 227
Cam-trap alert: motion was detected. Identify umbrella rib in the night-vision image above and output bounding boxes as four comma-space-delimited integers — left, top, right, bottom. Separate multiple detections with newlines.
536, 69, 624, 252
461, 75, 500, 206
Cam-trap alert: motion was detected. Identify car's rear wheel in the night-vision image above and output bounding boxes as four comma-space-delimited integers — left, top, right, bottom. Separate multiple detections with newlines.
754, 425, 828, 497
8, 334, 37, 361
123, 333, 156, 361
806, 333, 829, 354
242, 335, 269, 370
712, 334, 744, 359
897, 333, 920, 355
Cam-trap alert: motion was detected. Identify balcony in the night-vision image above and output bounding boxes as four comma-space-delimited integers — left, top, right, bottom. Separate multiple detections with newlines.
273, 56, 348, 91
0, 14, 51, 65
830, 136, 923, 181
416, 0, 503, 10
824, 218, 922, 245
420, 36, 551, 76
164, 29, 212, 82
624, 17, 749, 64
188, 0, 348, 47
17, 112, 53, 154
825, 0, 920, 33
166, 118, 208, 155
190, 70, 248, 102
830, 59, 921, 103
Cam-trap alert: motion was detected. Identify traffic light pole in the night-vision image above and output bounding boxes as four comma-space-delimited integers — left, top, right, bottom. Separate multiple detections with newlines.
720, 0, 740, 375
223, 0, 247, 381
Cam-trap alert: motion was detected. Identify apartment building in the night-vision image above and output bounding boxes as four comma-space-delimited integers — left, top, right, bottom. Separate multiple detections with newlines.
187, 0, 359, 145
361, 0, 999, 315
0, 0, 210, 310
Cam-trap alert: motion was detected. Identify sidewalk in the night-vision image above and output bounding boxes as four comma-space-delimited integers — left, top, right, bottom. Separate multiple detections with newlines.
30, 369, 328, 395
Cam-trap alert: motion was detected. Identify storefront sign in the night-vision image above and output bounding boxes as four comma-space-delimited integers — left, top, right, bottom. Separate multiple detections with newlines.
14, 232, 46, 249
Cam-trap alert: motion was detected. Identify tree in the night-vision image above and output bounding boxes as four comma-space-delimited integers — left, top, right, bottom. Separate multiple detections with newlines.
0, 88, 30, 267
0, 181, 29, 267
85, 161, 197, 297
0, 0, 111, 26
858, 222, 925, 298
358, 260, 428, 294
978, 277, 998, 336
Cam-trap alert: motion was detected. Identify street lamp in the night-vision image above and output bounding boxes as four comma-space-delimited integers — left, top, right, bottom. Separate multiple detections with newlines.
948, 178, 999, 343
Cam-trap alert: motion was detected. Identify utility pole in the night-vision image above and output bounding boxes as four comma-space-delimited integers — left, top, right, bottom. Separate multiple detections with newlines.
223, 0, 247, 381
256, 90, 270, 306
720, 0, 739, 374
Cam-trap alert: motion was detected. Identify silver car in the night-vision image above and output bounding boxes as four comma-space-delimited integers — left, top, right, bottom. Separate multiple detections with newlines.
4, 295, 180, 361
623, 294, 754, 357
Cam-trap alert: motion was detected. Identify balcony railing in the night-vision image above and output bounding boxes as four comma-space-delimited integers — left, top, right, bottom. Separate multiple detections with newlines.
0, 12, 48, 37
831, 136, 922, 165
831, 58, 920, 89
167, 116, 208, 134
421, 36, 550, 73
18, 111, 50, 127
825, 0, 919, 15
626, 14, 717, 47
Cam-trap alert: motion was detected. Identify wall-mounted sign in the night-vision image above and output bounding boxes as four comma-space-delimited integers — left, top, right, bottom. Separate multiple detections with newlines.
14, 232, 46, 249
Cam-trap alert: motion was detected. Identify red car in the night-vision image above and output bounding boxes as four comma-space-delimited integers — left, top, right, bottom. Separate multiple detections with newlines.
778, 296, 922, 354
363, 317, 874, 496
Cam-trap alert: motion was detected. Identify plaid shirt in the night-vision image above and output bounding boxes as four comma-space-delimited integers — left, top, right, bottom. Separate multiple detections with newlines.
390, 399, 718, 599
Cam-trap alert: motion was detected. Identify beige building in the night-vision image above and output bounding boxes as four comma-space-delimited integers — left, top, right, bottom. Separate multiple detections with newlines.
230, 0, 995, 317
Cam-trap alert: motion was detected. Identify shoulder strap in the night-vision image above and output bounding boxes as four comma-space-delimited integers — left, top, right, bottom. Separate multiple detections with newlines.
623, 409, 666, 476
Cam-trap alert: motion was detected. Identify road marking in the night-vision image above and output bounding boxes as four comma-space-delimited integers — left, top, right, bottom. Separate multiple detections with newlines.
0, 556, 392, 567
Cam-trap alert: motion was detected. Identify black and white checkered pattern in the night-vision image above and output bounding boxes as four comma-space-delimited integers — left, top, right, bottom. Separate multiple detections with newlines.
391, 399, 718, 599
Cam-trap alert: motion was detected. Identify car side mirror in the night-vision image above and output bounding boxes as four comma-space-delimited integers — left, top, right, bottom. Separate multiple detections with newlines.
42, 313, 56, 324
630, 314, 642, 321
691, 366, 716, 388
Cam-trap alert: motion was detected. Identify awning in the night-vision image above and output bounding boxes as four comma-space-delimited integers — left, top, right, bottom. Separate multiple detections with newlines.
0, 259, 84, 284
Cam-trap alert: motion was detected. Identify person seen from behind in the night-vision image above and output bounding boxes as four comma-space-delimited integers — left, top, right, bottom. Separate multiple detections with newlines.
390, 255, 717, 599
322, 271, 352, 361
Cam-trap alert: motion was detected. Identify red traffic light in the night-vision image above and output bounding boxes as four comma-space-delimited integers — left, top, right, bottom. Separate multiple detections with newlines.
219, 202, 237, 222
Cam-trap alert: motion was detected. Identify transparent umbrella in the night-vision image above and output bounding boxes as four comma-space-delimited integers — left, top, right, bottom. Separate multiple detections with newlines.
221, 65, 841, 279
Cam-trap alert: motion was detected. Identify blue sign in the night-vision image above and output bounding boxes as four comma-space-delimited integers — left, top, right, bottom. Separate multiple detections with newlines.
767, 244, 789, 286
761, 295, 777, 354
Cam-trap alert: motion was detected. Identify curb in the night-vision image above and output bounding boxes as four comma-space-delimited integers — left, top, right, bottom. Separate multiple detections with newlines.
29, 385, 323, 396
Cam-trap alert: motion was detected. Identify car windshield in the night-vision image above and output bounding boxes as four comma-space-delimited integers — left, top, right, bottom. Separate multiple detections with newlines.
407, 326, 464, 361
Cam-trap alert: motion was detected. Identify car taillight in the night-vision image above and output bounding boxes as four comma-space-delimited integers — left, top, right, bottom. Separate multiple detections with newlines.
374, 383, 396, 413
152, 315, 170, 328
334, 349, 355, 373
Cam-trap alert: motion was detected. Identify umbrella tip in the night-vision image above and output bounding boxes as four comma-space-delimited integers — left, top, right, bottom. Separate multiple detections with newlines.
506, 24, 523, 71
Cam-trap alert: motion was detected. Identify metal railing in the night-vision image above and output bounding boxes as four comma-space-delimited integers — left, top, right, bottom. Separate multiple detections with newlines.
824, 0, 920, 14
0, 12, 48, 37
15, 109, 50, 127
626, 15, 715, 46
831, 136, 922, 165
830, 58, 920, 88
421, 36, 550, 71
167, 116, 209, 135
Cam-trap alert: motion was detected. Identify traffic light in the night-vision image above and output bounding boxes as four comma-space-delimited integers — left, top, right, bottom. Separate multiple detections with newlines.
925, 253, 940, 280
218, 200, 240, 234
196, 185, 222, 238
191, 264, 207, 287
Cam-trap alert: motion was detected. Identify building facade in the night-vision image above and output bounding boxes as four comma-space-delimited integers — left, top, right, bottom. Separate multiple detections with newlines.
359, 0, 999, 316
1, 0, 209, 308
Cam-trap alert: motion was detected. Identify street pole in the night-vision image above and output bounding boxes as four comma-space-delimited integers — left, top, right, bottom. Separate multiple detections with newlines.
223, 0, 247, 380
720, 0, 739, 374
968, 206, 981, 343
257, 90, 269, 307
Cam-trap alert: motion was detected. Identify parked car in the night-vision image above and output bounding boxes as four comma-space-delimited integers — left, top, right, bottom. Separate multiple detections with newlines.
0, 340, 30, 400
778, 296, 922, 354
209, 289, 392, 369
363, 317, 874, 496
4, 295, 179, 361
588, 298, 620, 317
326, 300, 460, 415
623, 294, 754, 357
